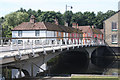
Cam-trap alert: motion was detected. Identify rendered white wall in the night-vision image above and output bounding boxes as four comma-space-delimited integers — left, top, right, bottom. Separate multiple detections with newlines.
12, 31, 18, 37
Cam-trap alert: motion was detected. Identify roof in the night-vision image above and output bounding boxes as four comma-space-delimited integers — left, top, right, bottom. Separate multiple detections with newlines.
78, 26, 90, 33
100, 29, 104, 34
12, 22, 64, 32
92, 28, 103, 34
12, 22, 83, 33
78, 26, 103, 34
12, 15, 83, 34
104, 10, 120, 22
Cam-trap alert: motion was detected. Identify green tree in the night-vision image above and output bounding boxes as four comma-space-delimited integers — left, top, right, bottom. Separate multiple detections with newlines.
64, 11, 73, 26
95, 10, 115, 29
2, 12, 29, 37
38, 11, 64, 25
72, 12, 84, 26
83, 11, 96, 26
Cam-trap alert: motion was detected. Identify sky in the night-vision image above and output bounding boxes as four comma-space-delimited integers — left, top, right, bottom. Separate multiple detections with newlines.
0, 0, 119, 17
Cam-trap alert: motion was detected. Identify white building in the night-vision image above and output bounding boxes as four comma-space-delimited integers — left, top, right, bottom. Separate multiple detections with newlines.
12, 15, 64, 44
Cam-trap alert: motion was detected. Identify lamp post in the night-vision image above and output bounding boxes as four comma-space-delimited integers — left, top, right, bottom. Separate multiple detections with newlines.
66, 4, 73, 12
65, 5, 73, 26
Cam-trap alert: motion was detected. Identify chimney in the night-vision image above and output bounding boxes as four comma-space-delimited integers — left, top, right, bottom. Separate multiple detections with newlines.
30, 15, 35, 23
72, 23, 77, 28
77, 23, 79, 29
65, 22, 68, 27
54, 18, 59, 25
92, 26, 94, 28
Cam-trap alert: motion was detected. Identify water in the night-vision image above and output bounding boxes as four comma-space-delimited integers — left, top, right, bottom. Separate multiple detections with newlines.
45, 47, 118, 76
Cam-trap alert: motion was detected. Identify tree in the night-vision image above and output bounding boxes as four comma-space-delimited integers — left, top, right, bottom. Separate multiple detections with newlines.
64, 11, 73, 26
95, 10, 115, 29
2, 12, 29, 37
72, 12, 84, 26
82, 11, 96, 26
38, 11, 64, 25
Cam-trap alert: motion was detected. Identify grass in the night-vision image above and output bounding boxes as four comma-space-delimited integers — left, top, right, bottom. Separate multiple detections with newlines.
71, 75, 119, 80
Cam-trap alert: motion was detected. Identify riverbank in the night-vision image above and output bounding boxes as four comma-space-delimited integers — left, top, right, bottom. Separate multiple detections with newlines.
10, 74, 119, 80
71, 74, 119, 80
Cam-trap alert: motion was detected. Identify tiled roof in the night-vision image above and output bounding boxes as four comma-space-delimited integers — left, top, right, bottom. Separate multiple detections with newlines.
78, 26, 90, 33
78, 26, 103, 34
12, 22, 83, 34
100, 29, 104, 34
92, 28, 103, 34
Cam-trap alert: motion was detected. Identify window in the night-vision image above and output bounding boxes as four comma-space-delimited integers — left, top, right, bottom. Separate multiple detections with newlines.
88, 33, 90, 37
97, 35, 98, 37
58, 32, 61, 36
35, 31, 39, 36
100, 35, 102, 38
112, 35, 117, 43
112, 22, 117, 30
18, 31, 22, 37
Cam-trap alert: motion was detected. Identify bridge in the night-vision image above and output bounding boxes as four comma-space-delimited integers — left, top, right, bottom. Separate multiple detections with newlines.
0, 37, 105, 78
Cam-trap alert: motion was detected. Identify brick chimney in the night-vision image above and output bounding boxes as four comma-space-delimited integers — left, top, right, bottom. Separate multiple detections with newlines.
54, 18, 59, 25
72, 23, 79, 29
77, 23, 79, 29
72, 23, 77, 28
65, 22, 68, 27
30, 15, 35, 23
92, 25, 94, 28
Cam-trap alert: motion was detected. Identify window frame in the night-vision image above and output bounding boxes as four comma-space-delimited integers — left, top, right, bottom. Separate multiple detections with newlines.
35, 30, 40, 36
111, 22, 117, 31
112, 34, 118, 44
18, 31, 22, 37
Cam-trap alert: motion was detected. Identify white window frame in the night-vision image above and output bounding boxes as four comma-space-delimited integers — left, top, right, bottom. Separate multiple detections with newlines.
112, 22, 117, 30
18, 31, 22, 37
112, 35, 118, 43
35, 30, 40, 36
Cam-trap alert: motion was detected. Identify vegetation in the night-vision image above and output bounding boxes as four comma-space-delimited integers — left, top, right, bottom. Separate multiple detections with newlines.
0, 8, 116, 37
71, 76, 119, 80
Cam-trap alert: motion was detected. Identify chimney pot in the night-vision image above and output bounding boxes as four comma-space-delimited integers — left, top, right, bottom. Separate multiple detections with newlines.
72, 23, 77, 28
54, 18, 59, 25
30, 15, 35, 23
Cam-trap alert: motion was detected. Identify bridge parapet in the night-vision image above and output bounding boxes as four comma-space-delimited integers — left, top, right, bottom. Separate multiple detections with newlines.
0, 37, 104, 64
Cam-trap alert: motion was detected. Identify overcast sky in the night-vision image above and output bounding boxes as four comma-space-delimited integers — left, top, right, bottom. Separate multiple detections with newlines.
0, 0, 119, 17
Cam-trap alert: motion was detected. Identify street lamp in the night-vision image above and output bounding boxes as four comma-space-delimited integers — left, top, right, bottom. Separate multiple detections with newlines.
65, 5, 73, 26
66, 4, 73, 12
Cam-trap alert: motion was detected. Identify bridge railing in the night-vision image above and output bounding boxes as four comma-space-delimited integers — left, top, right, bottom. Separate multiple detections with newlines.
0, 37, 104, 47
0, 37, 105, 58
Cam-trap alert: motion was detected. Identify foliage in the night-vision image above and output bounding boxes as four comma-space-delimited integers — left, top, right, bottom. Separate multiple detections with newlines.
71, 76, 119, 80
38, 11, 64, 25
64, 11, 73, 26
2, 12, 29, 37
1, 8, 116, 37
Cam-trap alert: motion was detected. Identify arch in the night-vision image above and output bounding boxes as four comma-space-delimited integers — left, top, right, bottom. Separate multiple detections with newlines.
91, 46, 115, 68
22, 69, 30, 77
49, 49, 89, 74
